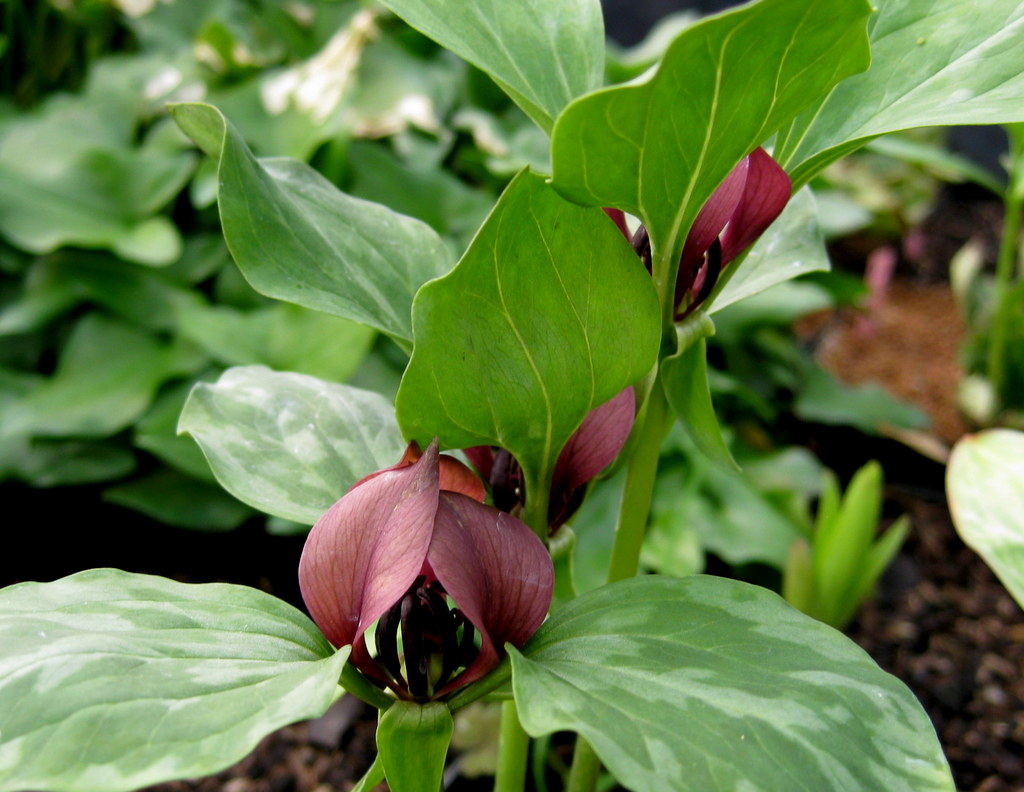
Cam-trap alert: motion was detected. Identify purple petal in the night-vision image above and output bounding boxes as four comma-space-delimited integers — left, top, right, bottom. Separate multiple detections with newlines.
681, 157, 749, 268
463, 445, 496, 482
719, 147, 791, 264
676, 157, 749, 308
298, 441, 442, 654
427, 493, 554, 694
553, 387, 636, 494
603, 207, 631, 240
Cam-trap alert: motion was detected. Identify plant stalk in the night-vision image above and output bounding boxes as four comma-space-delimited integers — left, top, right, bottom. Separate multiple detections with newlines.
606, 379, 669, 583
494, 700, 530, 792
566, 735, 602, 792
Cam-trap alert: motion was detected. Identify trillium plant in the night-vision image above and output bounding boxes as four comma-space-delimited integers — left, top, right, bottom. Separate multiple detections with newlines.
4, 0, 1024, 790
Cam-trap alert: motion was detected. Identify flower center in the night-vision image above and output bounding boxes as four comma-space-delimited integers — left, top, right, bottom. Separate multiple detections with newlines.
373, 576, 479, 701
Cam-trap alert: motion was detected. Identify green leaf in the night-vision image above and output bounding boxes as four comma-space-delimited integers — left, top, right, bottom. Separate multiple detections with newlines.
947, 428, 1024, 608
813, 461, 883, 594
395, 169, 660, 492
179, 302, 376, 382
0, 68, 194, 265
512, 575, 954, 792
376, 0, 604, 134
551, 0, 871, 265
661, 316, 736, 470
708, 188, 830, 314
179, 365, 407, 524
794, 366, 929, 435
104, 469, 255, 531
0, 437, 137, 488
169, 102, 451, 345
0, 569, 347, 792
776, 0, 1024, 187
2, 314, 181, 438
377, 701, 454, 792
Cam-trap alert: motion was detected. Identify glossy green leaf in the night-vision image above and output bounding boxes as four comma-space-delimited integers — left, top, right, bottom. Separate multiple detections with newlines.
551, 0, 871, 265
169, 102, 451, 345
377, 701, 454, 792
376, 0, 604, 133
947, 428, 1024, 608
708, 188, 830, 314
777, 0, 1024, 187
396, 169, 659, 492
0, 569, 347, 792
512, 575, 954, 792
179, 365, 407, 524
2, 314, 181, 438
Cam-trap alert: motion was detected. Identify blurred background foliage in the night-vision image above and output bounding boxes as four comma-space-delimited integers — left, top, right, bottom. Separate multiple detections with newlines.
0, 0, 1014, 608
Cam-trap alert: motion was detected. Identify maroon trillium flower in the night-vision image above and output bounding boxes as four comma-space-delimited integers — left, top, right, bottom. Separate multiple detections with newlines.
608, 147, 792, 321
298, 439, 554, 702
465, 387, 636, 532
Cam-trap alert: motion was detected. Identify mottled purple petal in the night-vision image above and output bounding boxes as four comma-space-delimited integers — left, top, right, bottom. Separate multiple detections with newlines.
427, 493, 554, 694
553, 387, 636, 494
298, 442, 442, 654
719, 147, 791, 263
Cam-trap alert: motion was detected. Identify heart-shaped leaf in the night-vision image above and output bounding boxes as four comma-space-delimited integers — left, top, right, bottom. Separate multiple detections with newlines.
776, 0, 1024, 187
396, 169, 659, 497
512, 575, 954, 792
0, 569, 347, 792
169, 102, 451, 345
376, 0, 604, 134
179, 366, 407, 524
551, 0, 871, 266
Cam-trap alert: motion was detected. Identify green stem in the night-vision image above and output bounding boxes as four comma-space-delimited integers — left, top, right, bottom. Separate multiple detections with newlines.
522, 466, 552, 542
606, 380, 669, 583
341, 663, 393, 711
494, 700, 530, 792
987, 142, 1024, 401
566, 735, 601, 792
350, 754, 385, 792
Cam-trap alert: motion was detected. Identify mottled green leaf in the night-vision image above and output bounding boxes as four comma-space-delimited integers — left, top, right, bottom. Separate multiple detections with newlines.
947, 429, 1024, 608
396, 170, 659, 492
513, 575, 954, 792
777, 0, 1024, 187
0, 569, 346, 792
179, 365, 407, 524
169, 102, 451, 344
551, 0, 871, 266
376, 0, 604, 133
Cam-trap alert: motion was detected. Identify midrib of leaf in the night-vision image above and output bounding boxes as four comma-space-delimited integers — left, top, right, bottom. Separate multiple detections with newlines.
229, 155, 406, 335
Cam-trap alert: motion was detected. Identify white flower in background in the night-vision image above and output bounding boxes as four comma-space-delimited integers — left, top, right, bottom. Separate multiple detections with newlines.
261, 8, 378, 125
